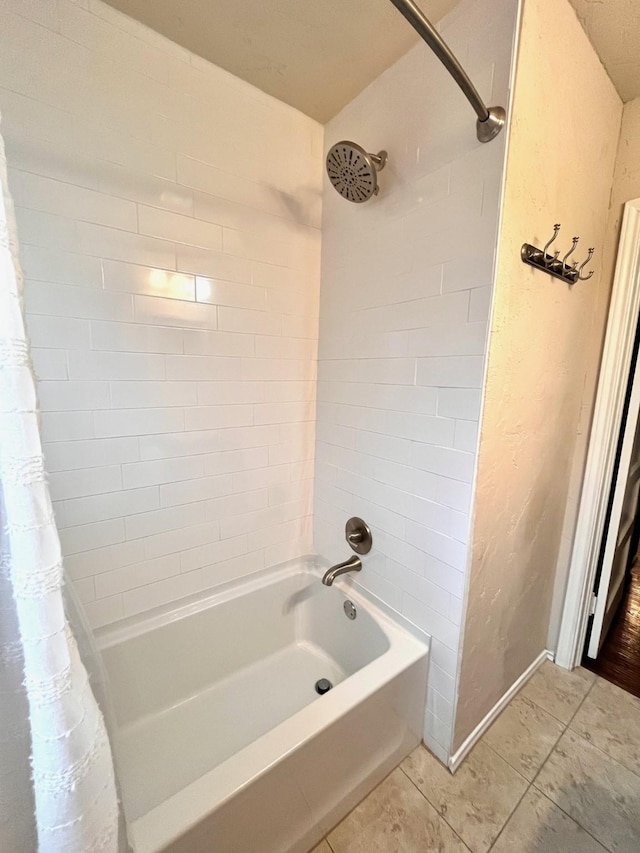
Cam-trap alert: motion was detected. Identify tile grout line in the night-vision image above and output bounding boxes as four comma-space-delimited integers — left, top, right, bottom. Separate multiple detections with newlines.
474, 667, 597, 851
484, 701, 565, 780
528, 786, 615, 853
398, 762, 474, 852
527, 673, 595, 790
553, 707, 640, 785
317, 761, 405, 853
401, 740, 532, 853
484, 778, 532, 852
564, 672, 598, 727
526, 676, 617, 853
486, 673, 602, 852
477, 739, 531, 853
520, 671, 596, 727
322, 671, 626, 853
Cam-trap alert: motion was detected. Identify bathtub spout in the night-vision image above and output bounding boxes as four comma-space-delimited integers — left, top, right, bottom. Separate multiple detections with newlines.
322, 555, 362, 586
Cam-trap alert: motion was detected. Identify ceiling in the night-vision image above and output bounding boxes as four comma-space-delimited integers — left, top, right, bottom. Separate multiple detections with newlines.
569, 0, 640, 103
102, 0, 458, 122
103, 0, 640, 122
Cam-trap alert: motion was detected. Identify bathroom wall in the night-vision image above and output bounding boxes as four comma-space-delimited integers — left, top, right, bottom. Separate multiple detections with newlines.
598, 96, 640, 318
453, 0, 622, 749
547, 94, 640, 650
314, 0, 519, 761
0, 0, 322, 627
607, 99, 640, 219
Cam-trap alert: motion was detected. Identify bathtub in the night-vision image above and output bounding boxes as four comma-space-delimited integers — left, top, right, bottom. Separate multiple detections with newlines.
97, 559, 429, 853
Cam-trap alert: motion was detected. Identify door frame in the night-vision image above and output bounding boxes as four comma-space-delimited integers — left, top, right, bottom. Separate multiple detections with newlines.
556, 198, 640, 669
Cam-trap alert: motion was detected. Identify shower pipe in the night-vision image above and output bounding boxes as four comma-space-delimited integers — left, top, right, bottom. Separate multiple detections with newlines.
388, 0, 505, 142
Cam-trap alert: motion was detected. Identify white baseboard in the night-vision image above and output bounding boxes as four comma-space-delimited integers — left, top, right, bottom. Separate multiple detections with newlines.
448, 649, 553, 773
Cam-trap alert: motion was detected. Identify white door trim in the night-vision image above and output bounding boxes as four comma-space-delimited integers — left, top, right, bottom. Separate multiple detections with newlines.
556, 199, 640, 669
588, 349, 640, 657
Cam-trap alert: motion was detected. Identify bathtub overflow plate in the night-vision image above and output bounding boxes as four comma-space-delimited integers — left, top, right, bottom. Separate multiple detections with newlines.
343, 599, 357, 620
315, 678, 333, 695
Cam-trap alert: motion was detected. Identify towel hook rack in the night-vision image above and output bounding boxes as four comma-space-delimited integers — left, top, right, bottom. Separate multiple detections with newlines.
521, 224, 595, 285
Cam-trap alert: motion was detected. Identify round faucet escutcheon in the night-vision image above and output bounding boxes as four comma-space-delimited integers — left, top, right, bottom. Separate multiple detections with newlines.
345, 517, 372, 554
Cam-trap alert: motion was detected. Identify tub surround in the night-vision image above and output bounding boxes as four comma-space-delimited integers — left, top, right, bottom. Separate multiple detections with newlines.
99, 560, 429, 853
7, 0, 623, 786
1, 0, 323, 629
2, 0, 521, 767
314, 0, 519, 761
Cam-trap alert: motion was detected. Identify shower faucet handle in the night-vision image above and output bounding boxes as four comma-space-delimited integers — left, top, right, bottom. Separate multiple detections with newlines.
345, 517, 372, 555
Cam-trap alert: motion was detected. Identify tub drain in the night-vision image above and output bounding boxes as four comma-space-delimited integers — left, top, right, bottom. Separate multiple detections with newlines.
315, 678, 333, 695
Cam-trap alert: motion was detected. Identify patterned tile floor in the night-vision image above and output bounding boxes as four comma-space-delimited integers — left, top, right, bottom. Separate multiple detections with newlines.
311, 661, 640, 853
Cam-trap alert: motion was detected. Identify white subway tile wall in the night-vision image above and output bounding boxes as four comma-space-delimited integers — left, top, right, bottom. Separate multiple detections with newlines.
2, 0, 521, 767
1, 0, 323, 627
314, 0, 518, 761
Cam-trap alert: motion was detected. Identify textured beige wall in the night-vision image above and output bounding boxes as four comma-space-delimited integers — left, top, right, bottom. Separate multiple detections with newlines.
547, 95, 640, 650
604, 98, 640, 259
453, 0, 622, 748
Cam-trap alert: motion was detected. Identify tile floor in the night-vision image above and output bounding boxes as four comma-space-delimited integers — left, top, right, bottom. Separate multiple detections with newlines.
312, 661, 640, 853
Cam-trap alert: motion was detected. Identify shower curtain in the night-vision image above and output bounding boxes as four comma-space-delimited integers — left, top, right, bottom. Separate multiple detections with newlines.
0, 118, 122, 851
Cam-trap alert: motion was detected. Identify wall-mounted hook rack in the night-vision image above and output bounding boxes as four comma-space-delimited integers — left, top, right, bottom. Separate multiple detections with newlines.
521, 224, 595, 285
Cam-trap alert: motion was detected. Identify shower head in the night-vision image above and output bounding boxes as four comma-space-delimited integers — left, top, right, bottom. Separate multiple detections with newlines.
326, 141, 387, 203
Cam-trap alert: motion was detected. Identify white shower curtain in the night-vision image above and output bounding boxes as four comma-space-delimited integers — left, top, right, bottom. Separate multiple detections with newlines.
0, 118, 121, 851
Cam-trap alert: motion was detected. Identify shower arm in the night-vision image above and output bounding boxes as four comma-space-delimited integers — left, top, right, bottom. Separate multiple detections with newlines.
388, 0, 505, 142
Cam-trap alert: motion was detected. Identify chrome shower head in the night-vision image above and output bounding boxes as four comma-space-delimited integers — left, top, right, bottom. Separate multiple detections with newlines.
326, 141, 387, 203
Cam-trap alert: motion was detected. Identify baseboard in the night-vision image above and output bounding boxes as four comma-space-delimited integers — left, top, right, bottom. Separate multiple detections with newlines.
448, 649, 553, 773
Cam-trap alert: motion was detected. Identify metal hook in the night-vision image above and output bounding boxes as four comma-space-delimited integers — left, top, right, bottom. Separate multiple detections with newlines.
542, 224, 561, 268
562, 237, 579, 269
577, 247, 595, 281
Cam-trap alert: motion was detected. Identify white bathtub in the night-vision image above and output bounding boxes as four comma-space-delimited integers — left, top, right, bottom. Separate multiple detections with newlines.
97, 559, 429, 853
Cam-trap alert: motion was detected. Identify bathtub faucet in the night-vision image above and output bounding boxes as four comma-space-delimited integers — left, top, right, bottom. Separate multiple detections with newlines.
322, 555, 362, 586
